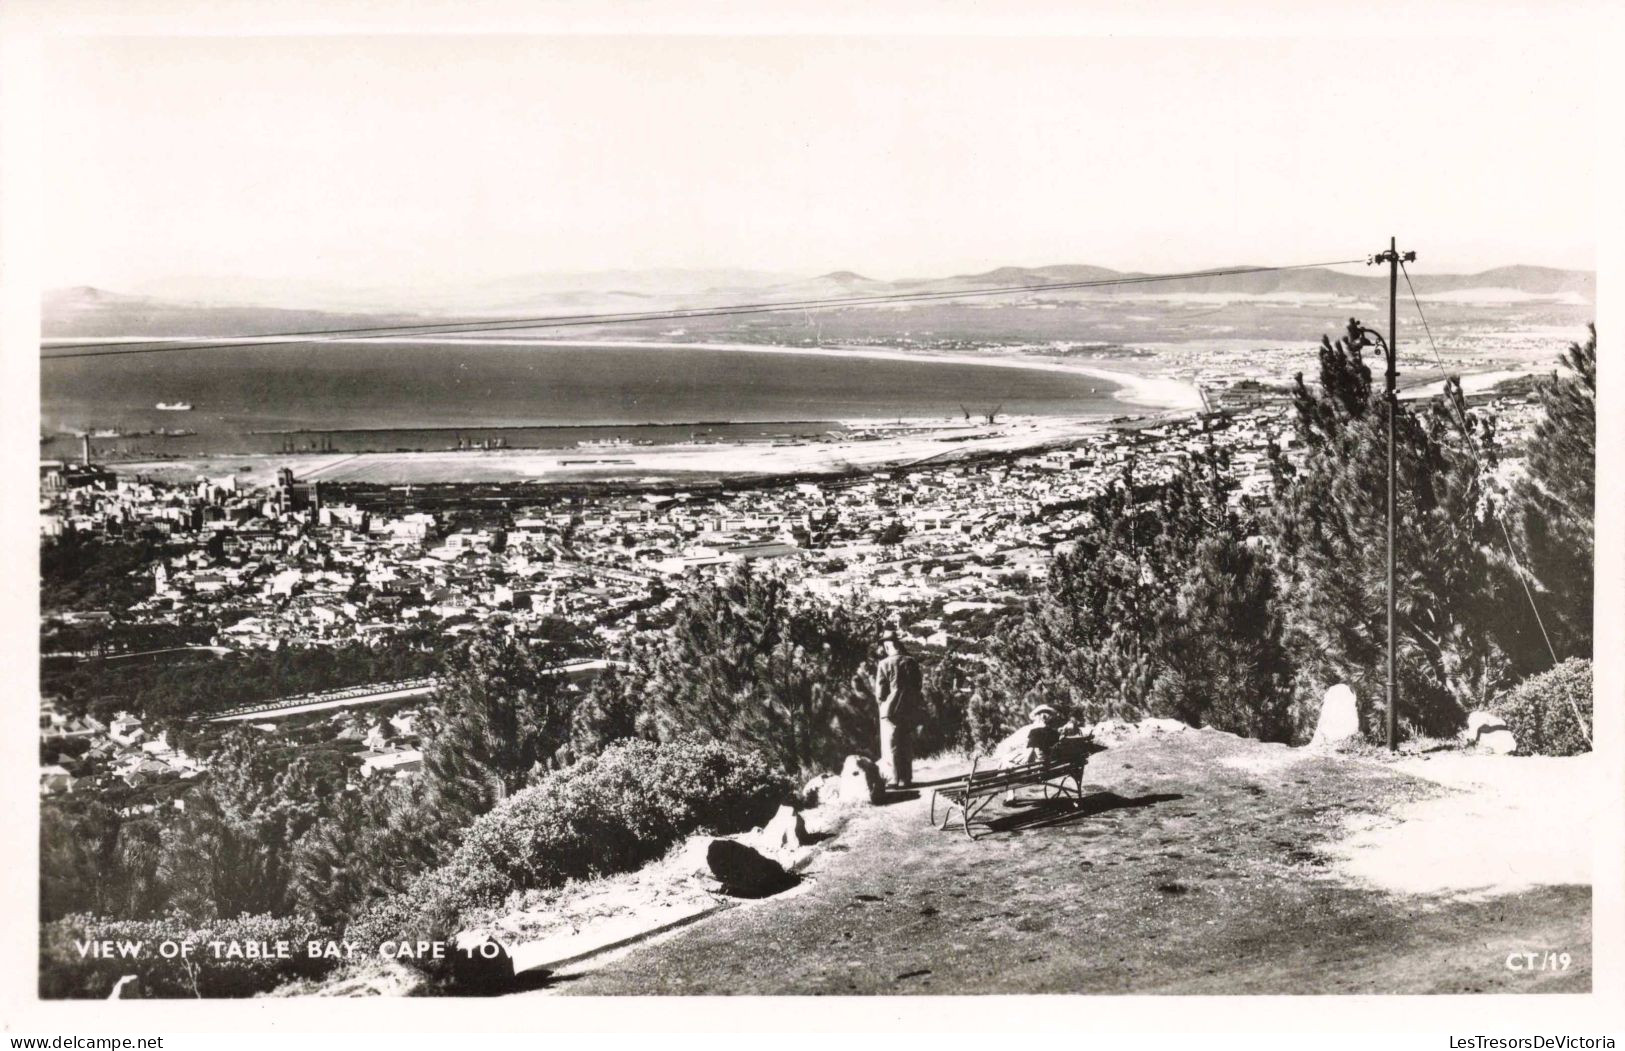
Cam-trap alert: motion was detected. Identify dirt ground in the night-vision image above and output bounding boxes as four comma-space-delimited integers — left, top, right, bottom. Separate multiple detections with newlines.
541, 728, 1591, 995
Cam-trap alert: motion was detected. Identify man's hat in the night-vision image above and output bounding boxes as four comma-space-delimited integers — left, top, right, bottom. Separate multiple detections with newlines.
880, 628, 903, 643
1030, 704, 1059, 721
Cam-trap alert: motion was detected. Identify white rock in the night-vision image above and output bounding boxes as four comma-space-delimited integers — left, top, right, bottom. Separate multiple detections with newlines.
1476, 728, 1519, 754
1086, 719, 1136, 744
759, 804, 807, 850
838, 755, 884, 805
1464, 710, 1510, 742
1310, 684, 1362, 746
1139, 717, 1189, 735
801, 773, 839, 808
672, 834, 719, 879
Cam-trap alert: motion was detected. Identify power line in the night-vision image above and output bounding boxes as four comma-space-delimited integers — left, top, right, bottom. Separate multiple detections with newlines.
40, 258, 1366, 362
1399, 264, 1580, 743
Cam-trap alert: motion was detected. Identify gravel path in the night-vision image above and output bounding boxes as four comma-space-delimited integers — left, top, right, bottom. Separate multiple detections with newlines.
543, 729, 1590, 995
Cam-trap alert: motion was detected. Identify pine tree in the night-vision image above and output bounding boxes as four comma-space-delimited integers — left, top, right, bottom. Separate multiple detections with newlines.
987, 452, 1292, 738
1266, 320, 1518, 737
419, 632, 578, 822
611, 564, 884, 779
1508, 325, 1595, 661
1150, 532, 1294, 741
155, 731, 326, 918
289, 777, 447, 926
566, 664, 645, 761
987, 472, 1166, 723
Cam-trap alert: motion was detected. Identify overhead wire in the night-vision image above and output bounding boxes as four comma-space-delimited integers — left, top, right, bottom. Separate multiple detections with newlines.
40, 258, 1367, 362
1399, 264, 1579, 740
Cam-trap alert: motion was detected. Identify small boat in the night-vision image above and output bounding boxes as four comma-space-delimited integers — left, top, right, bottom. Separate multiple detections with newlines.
155, 402, 193, 411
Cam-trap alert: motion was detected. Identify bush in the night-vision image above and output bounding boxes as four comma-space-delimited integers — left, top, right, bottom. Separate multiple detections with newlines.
1492, 658, 1593, 756
347, 739, 791, 962
40, 913, 337, 999
966, 687, 1025, 753
341, 866, 483, 971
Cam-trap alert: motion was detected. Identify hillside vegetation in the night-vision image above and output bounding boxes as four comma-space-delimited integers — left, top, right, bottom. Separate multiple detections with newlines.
38, 322, 1595, 997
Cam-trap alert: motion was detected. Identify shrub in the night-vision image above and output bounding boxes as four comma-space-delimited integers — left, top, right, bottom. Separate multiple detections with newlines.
966, 686, 1025, 753
1491, 658, 1593, 756
341, 866, 482, 971
39, 913, 337, 999
347, 738, 791, 962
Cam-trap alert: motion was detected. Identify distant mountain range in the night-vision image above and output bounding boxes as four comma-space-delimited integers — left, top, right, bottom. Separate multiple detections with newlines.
42, 263, 1593, 338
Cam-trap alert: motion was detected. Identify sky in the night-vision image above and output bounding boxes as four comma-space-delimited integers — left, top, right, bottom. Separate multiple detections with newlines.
40, 32, 1597, 292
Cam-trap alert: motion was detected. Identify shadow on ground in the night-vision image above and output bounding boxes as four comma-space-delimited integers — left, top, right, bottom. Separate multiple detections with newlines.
982, 791, 1184, 835
542, 732, 1593, 996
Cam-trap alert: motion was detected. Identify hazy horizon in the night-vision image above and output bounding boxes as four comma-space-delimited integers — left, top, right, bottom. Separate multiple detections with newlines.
42, 34, 1595, 293
50, 256, 1600, 296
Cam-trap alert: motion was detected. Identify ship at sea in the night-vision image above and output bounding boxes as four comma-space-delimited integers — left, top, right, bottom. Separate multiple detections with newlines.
155, 401, 193, 411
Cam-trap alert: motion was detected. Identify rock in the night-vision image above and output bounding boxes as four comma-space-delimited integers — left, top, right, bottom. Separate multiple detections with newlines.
838, 755, 885, 805
1138, 717, 1189, 735
672, 834, 719, 879
760, 804, 807, 850
706, 838, 791, 897
1476, 728, 1519, 754
449, 931, 515, 990
1086, 719, 1136, 744
801, 773, 839, 808
1464, 710, 1510, 742
1310, 684, 1361, 746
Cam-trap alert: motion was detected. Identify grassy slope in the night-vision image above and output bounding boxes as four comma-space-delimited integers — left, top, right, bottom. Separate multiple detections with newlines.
553, 729, 1590, 995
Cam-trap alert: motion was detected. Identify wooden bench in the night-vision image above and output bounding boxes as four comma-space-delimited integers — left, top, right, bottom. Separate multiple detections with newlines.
929, 752, 1089, 840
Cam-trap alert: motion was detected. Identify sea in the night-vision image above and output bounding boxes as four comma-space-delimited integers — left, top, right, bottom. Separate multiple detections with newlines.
40, 341, 1130, 460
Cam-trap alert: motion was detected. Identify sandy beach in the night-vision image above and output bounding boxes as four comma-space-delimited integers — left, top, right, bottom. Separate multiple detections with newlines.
109, 414, 1143, 486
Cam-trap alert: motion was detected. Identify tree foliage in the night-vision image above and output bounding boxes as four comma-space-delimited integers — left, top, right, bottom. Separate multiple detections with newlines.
418, 632, 579, 823
289, 776, 449, 927
988, 452, 1294, 741
1149, 531, 1295, 741
1507, 325, 1595, 661
156, 731, 326, 919
39, 803, 165, 923
1265, 319, 1525, 737
591, 565, 887, 779
348, 739, 792, 967
40, 535, 162, 613
43, 634, 443, 729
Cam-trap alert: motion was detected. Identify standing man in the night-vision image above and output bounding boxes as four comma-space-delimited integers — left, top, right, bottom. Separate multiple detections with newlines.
873, 630, 923, 788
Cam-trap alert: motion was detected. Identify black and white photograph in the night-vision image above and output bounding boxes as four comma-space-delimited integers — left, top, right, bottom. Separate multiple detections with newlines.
2, 0, 1620, 1038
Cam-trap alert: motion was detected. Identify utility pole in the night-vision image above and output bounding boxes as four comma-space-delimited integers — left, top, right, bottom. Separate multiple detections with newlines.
1369, 237, 1415, 751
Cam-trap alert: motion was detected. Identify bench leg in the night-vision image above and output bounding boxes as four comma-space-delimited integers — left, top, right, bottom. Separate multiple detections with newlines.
964, 794, 996, 840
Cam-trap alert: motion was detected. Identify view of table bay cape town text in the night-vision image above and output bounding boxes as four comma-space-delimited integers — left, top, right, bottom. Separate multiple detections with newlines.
39, 254, 1596, 999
